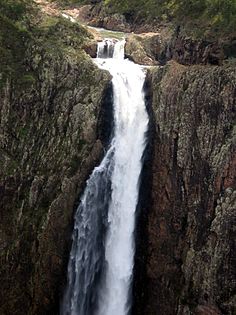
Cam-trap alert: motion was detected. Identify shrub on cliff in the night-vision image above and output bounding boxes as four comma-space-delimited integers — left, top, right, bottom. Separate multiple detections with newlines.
0, 0, 32, 87
0, 0, 29, 20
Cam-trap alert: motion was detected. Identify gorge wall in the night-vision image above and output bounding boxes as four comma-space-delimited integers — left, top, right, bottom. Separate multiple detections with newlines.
134, 62, 236, 315
0, 13, 112, 315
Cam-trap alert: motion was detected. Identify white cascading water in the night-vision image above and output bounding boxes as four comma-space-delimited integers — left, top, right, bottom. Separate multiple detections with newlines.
61, 38, 149, 315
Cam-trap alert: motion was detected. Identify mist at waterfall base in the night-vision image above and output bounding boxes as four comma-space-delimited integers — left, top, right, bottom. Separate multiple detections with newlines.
61, 38, 149, 315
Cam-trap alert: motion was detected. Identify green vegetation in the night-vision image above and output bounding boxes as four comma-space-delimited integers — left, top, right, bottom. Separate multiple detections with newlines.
98, 28, 125, 39
0, 0, 90, 88
18, 126, 29, 138
49, 0, 236, 33
0, 0, 32, 87
34, 14, 90, 55
52, 0, 235, 33
104, 0, 236, 31
1, 0, 234, 88
0, 0, 29, 20
48, 0, 86, 6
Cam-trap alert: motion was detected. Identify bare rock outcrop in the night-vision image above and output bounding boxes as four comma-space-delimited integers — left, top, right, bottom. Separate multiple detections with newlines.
77, 4, 131, 32
125, 33, 160, 66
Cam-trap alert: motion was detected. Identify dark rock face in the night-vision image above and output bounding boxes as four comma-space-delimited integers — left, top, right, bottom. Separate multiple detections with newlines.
83, 40, 98, 58
78, 4, 131, 32
132, 76, 155, 315
0, 45, 111, 314
125, 31, 229, 67
134, 62, 236, 315
161, 35, 226, 66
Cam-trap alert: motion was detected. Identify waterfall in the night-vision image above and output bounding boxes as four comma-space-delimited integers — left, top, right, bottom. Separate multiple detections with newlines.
61, 38, 149, 315
97, 39, 115, 58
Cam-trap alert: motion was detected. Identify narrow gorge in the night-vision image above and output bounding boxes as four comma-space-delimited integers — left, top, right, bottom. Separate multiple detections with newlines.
0, 1, 235, 315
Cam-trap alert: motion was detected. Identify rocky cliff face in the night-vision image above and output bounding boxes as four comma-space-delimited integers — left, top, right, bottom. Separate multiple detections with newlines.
124, 30, 235, 67
134, 62, 236, 315
0, 15, 111, 315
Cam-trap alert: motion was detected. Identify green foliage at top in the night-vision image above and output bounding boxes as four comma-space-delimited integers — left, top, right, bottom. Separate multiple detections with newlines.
46, 0, 236, 33
0, 0, 90, 88
0, 0, 32, 87
104, 0, 236, 32
48, 0, 87, 6
0, 0, 27, 19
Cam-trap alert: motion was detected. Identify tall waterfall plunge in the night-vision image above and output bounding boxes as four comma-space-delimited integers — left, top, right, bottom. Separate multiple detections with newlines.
61, 38, 149, 315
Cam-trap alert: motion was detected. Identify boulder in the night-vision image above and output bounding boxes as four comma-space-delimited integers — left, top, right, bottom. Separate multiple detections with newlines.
125, 33, 161, 65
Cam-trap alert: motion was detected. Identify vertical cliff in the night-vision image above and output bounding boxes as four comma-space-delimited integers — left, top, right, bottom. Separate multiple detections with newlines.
0, 12, 112, 315
135, 62, 236, 315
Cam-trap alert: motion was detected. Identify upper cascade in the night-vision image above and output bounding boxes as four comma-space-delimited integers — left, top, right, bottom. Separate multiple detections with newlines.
97, 38, 125, 59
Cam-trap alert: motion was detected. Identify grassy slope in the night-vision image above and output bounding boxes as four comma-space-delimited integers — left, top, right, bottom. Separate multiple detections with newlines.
0, 0, 91, 88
